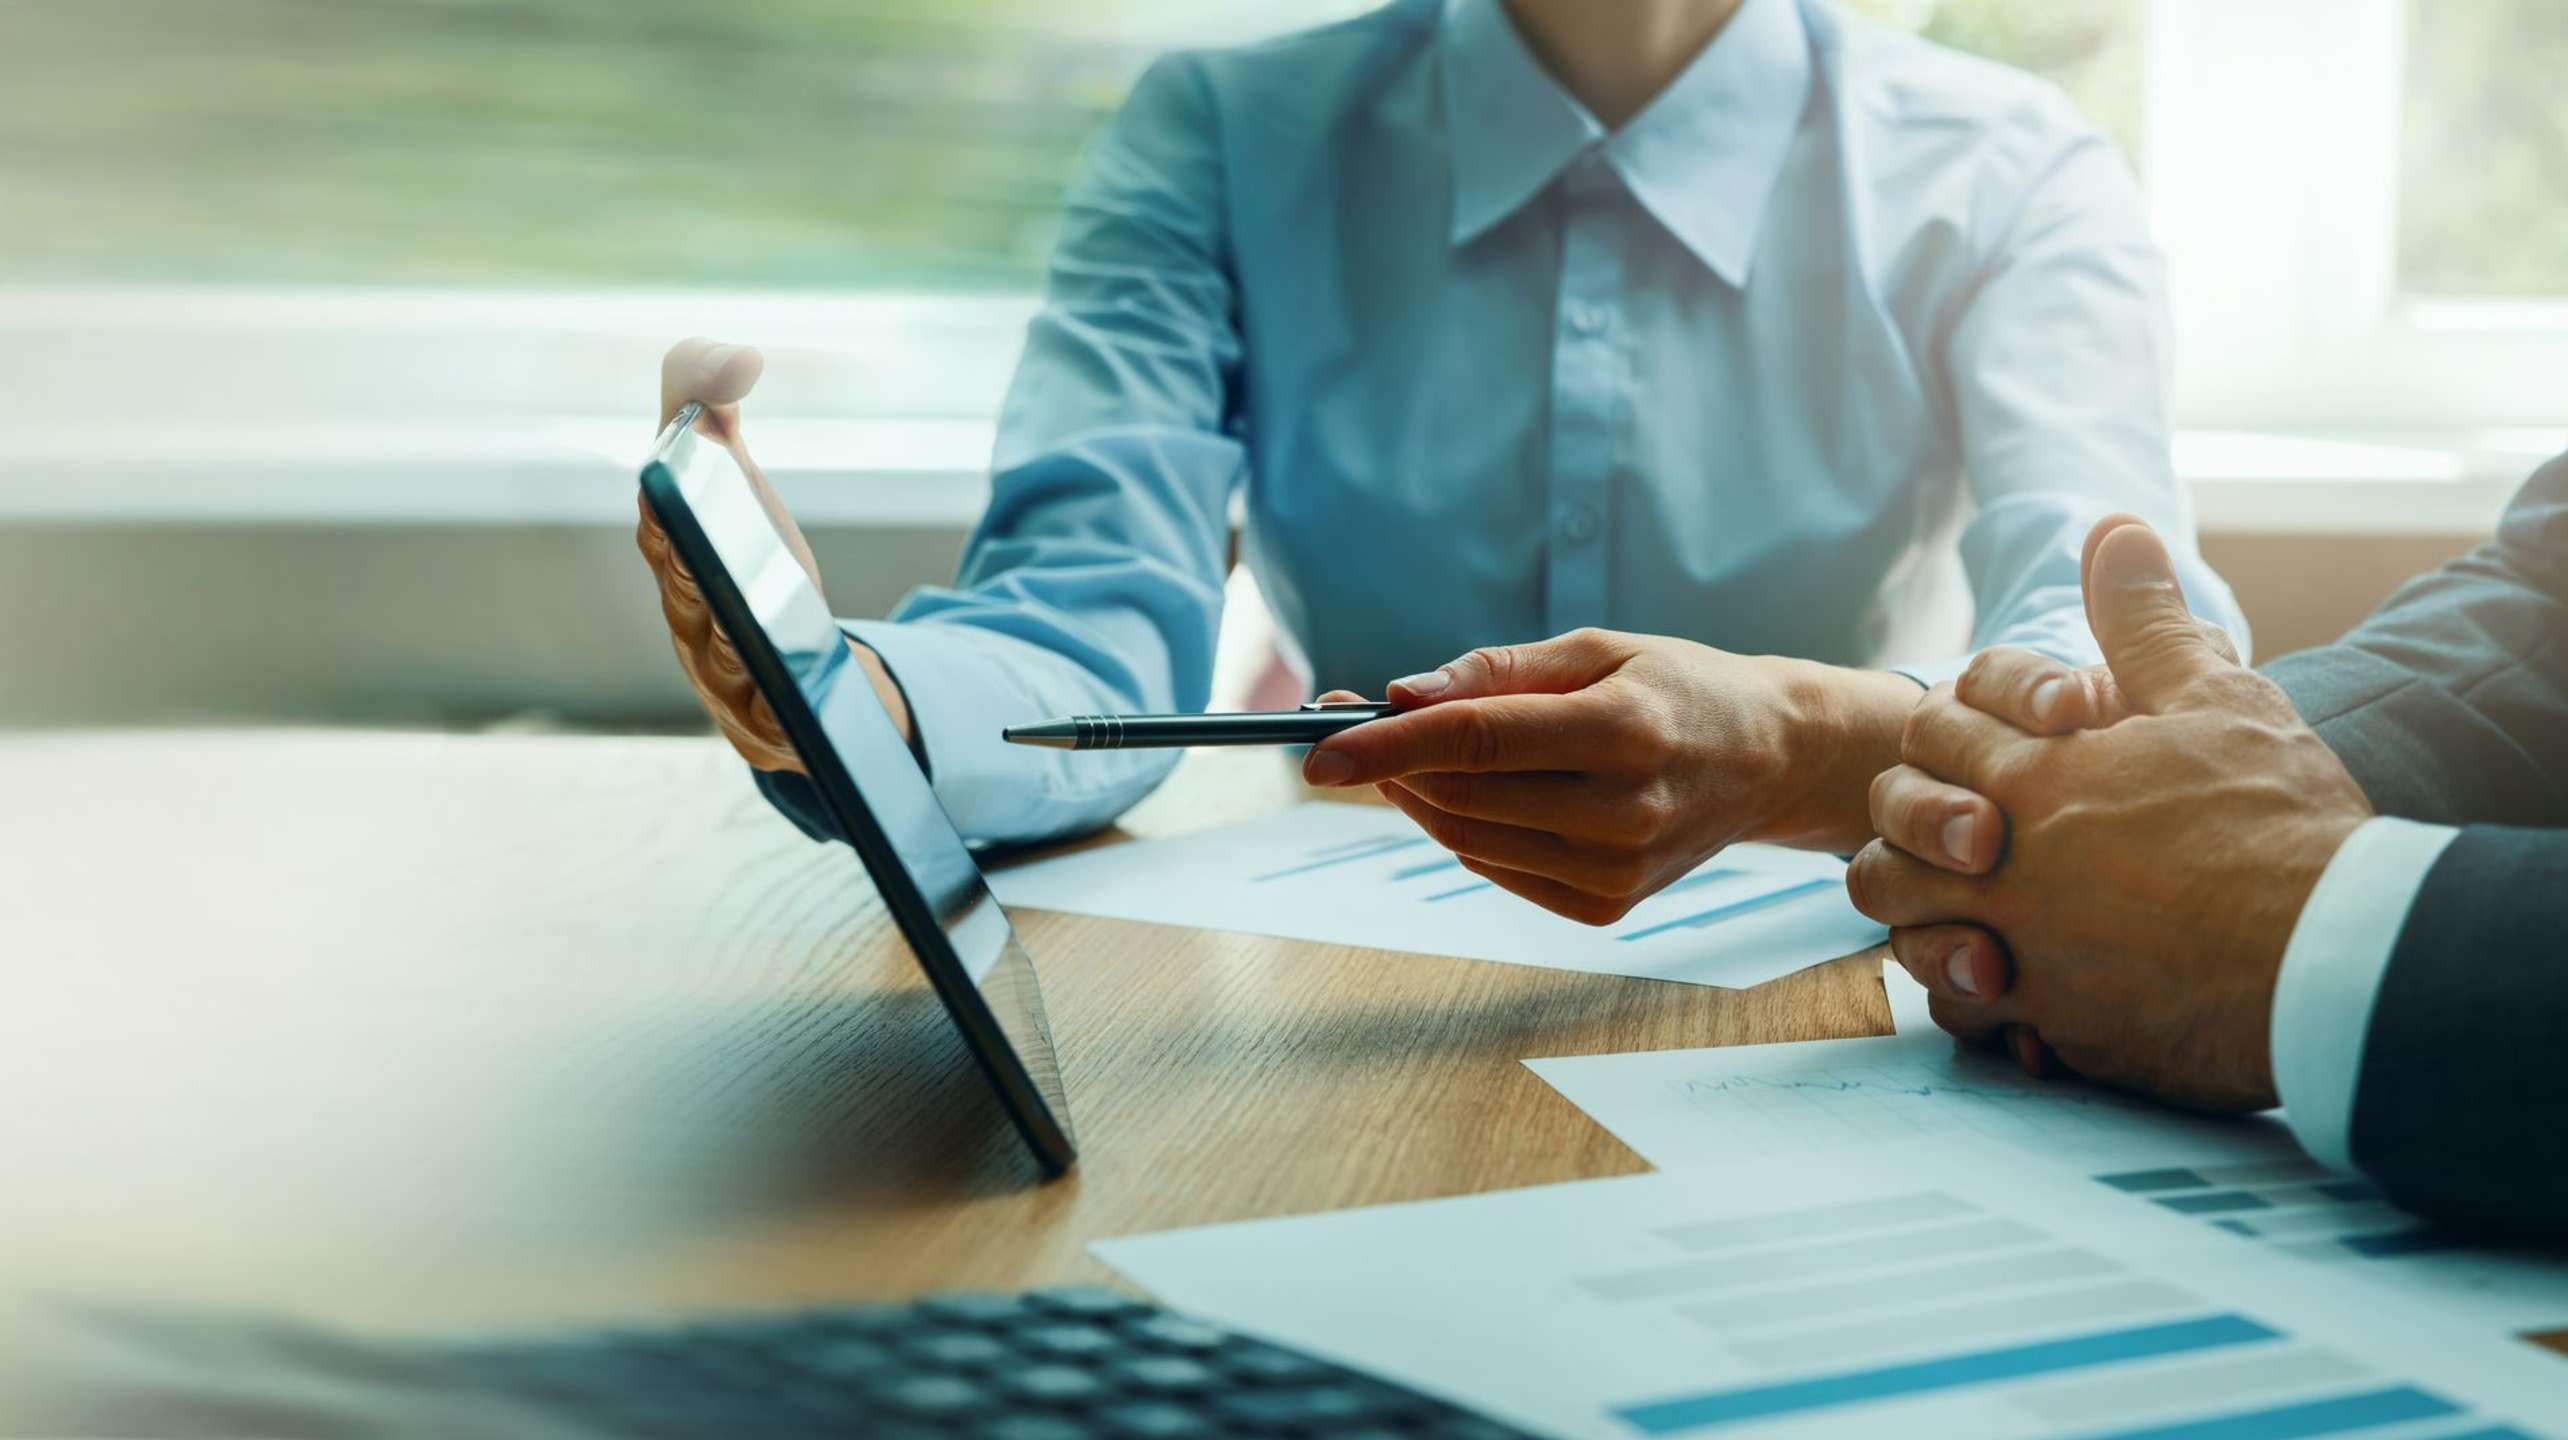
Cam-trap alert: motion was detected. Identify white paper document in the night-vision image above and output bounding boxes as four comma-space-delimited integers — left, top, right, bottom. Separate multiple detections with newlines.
987, 803, 1885, 988
1879, 957, 1936, 1033
1528, 1026, 2298, 1170
1530, 1029, 2568, 1337
1095, 1142, 2568, 1440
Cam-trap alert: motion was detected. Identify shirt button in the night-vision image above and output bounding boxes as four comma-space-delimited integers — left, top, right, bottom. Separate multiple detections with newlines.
1558, 504, 1601, 543
1565, 302, 1607, 337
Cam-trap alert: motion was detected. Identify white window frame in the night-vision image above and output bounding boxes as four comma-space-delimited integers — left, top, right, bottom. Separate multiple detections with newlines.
8, 0, 2562, 539
2149, 0, 2568, 434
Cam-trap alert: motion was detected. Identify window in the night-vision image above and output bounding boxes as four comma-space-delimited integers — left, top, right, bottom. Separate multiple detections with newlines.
0, 0, 1356, 291
2397, 0, 2568, 299
8, 0, 2560, 489
1840, 0, 2149, 166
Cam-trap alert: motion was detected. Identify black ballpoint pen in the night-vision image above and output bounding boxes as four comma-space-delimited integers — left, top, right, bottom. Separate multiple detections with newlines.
1002, 699, 1397, 750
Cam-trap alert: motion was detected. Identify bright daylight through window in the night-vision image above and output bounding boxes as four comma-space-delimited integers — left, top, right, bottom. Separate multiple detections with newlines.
11, 0, 2157, 292
2397, 0, 2568, 299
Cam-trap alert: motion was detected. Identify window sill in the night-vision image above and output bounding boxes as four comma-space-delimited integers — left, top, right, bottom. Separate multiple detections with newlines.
3, 416, 996, 528
10, 418, 2555, 539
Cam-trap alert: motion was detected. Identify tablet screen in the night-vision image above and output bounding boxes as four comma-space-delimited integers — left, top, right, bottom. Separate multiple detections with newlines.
643, 409, 1073, 1171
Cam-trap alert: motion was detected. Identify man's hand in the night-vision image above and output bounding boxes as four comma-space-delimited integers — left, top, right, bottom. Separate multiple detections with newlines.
1299, 628, 1921, 925
637, 338, 911, 775
1845, 517, 2372, 1111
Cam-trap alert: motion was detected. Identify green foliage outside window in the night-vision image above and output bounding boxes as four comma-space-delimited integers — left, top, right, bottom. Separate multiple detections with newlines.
2398, 0, 2568, 296
5, 0, 2560, 298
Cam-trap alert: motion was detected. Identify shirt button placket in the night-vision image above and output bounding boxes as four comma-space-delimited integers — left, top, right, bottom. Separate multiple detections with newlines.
1544, 150, 1624, 637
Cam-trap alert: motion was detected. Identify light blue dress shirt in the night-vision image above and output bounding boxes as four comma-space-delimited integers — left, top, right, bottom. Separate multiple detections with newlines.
772, 0, 2246, 845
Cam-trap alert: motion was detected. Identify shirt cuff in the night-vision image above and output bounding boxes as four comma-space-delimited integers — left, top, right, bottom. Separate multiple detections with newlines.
2268, 815, 2461, 1171
841, 616, 1032, 836
1891, 655, 1970, 690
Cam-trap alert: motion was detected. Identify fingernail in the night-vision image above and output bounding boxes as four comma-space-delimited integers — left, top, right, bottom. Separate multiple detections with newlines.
1940, 811, 1977, 868
1394, 670, 1450, 698
2029, 676, 2062, 724
1944, 942, 1982, 998
2098, 525, 2175, 593
1304, 749, 1354, 786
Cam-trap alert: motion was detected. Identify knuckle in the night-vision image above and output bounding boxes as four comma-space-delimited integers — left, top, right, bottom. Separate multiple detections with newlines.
1572, 892, 1631, 926
1431, 771, 1482, 815
1462, 645, 1514, 690
1980, 746, 2038, 799
1597, 855, 1650, 900
1422, 808, 1473, 853
1450, 708, 1505, 772
1867, 766, 1896, 822
1901, 686, 1956, 760
1843, 845, 1877, 916
1566, 626, 1616, 658
1636, 787, 1681, 840
1957, 649, 2001, 703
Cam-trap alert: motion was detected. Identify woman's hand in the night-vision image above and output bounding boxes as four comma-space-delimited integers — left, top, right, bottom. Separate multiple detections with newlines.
1301, 629, 1920, 925
637, 338, 910, 774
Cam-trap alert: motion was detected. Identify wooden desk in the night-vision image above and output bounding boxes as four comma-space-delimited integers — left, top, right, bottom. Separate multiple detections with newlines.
0, 730, 1888, 1336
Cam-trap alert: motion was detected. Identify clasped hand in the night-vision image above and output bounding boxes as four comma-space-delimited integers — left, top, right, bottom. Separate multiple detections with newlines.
1845, 515, 2373, 1112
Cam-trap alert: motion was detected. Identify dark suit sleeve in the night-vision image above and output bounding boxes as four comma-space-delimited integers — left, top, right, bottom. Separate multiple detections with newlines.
2264, 454, 2568, 1231
2343, 826, 2568, 1232
2265, 452, 2568, 826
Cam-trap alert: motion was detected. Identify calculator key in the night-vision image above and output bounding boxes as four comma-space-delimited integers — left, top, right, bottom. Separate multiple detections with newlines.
997, 1364, 1115, 1405
1128, 1316, 1227, 1353
977, 1415, 1099, 1440
1094, 1401, 1215, 1438
1218, 1343, 1334, 1385
871, 1374, 997, 1419
1210, 1385, 1386, 1429
900, 1330, 1015, 1369
1021, 1323, 1125, 1360
1110, 1355, 1222, 1394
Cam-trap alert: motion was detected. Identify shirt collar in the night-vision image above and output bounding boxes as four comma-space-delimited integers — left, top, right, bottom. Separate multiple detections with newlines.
1439, 0, 1813, 286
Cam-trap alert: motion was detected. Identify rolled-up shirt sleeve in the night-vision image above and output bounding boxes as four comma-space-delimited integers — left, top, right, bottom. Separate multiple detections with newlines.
763, 55, 1246, 846
1896, 101, 2247, 690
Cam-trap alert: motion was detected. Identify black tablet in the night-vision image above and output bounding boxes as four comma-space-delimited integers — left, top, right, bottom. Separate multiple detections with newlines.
640, 404, 1076, 1176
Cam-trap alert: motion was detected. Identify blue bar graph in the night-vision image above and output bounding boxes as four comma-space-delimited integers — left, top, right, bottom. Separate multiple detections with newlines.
2096, 1168, 2465, 1267
2100, 1168, 2212, 1193
1424, 881, 1495, 902
1616, 877, 1838, 943
2078, 1384, 2462, 1440
1612, 1314, 2281, 1432
1251, 836, 1427, 882
2157, 1192, 2272, 1216
1393, 857, 1464, 881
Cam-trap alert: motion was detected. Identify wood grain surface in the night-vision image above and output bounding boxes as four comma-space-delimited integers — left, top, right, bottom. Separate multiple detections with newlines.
0, 731, 1888, 1337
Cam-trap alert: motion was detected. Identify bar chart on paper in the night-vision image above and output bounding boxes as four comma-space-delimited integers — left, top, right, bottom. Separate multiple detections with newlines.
2095, 1160, 2568, 1335
1095, 1166, 2565, 1440
986, 802, 1887, 987
1588, 1190, 2536, 1438
1526, 1028, 2302, 1174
